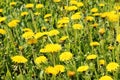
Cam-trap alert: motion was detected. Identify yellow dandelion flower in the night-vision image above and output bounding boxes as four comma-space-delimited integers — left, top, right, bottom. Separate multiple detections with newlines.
48, 29, 59, 36
34, 12, 40, 16
77, 65, 89, 72
67, 71, 75, 77
0, 29, 6, 35
22, 28, 33, 32
34, 32, 48, 39
40, 44, 62, 53
77, 2, 84, 7
8, 19, 20, 28
53, 0, 61, 2
73, 24, 83, 30
0, 9, 3, 13
25, 3, 34, 8
22, 31, 34, 39
10, 2, 16, 6
90, 42, 100, 46
90, 8, 98, 13
65, 6, 77, 11
35, 56, 47, 64
85, 16, 94, 21
27, 38, 37, 44
99, 3, 105, 7
70, 0, 77, 5
108, 46, 114, 50
59, 36, 68, 41
59, 52, 73, 61
86, 54, 97, 60
54, 65, 65, 73
36, 4, 44, 8
45, 66, 58, 75
106, 62, 119, 71
99, 59, 105, 65
90, 23, 99, 28
44, 14, 52, 18
93, 13, 100, 17
107, 13, 119, 22
116, 34, 120, 42
99, 75, 113, 80
57, 17, 69, 24
71, 14, 81, 20
99, 28, 105, 34
0, 17, 6, 23
21, 12, 29, 16
11, 56, 28, 63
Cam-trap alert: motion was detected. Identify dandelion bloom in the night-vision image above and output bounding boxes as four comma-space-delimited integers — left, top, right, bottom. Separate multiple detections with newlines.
40, 44, 62, 53
21, 12, 29, 16
90, 42, 100, 46
0, 29, 6, 35
99, 3, 105, 7
10, 2, 17, 6
73, 24, 83, 30
53, 0, 61, 2
86, 54, 97, 60
45, 66, 58, 75
107, 13, 119, 22
70, 0, 77, 5
27, 38, 37, 44
106, 62, 119, 71
77, 2, 84, 7
108, 46, 114, 50
44, 14, 52, 18
25, 3, 34, 8
35, 56, 47, 64
0, 9, 3, 13
67, 71, 75, 77
65, 6, 77, 11
36, 4, 44, 8
8, 20, 20, 28
34, 12, 40, 16
59, 52, 73, 61
11, 56, 28, 63
77, 65, 89, 72
54, 65, 65, 73
71, 14, 81, 20
59, 36, 68, 41
85, 16, 94, 21
22, 31, 34, 39
34, 32, 48, 39
0, 17, 6, 23
90, 8, 98, 13
48, 29, 59, 36
99, 59, 105, 65
99, 28, 105, 34
99, 75, 113, 80
116, 34, 120, 42
22, 28, 33, 32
